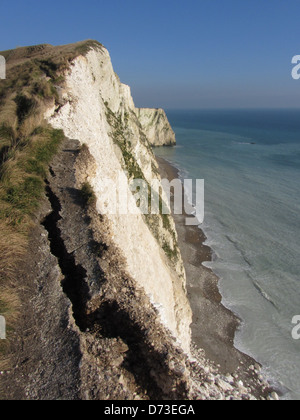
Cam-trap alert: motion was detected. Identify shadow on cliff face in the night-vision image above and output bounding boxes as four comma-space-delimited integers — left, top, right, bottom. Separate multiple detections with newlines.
40, 139, 189, 400
87, 302, 188, 400
42, 181, 90, 330
42, 180, 187, 400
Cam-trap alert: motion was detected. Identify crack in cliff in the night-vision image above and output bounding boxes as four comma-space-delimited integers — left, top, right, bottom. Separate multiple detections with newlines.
41, 178, 162, 398
42, 181, 89, 331
41, 178, 188, 400
38, 131, 192, 399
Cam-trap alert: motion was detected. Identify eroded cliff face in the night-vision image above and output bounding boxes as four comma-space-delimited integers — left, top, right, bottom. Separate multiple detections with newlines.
45, 45, 191, 352
137, 108, 176, 146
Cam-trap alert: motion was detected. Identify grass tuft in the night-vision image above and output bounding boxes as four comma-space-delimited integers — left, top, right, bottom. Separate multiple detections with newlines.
80, 182, 96, 206
14, 94, 37, 124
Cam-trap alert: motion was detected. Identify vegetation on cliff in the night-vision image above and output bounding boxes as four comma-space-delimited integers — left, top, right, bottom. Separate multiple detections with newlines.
105, 102, 180, 267
0, 41, 103, 368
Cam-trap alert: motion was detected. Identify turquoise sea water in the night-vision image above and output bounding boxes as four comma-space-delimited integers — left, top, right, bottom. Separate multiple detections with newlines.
155, 109, 300, 400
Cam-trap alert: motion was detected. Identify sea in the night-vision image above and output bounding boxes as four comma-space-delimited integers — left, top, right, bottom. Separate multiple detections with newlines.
154, 109, 300, 400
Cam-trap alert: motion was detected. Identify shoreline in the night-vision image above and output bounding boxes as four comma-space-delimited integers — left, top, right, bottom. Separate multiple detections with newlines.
156, 155, 275, 396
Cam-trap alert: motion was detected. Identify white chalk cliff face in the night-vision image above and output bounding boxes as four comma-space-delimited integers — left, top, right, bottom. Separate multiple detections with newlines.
137, 108, 176, 146
45, 45, 191, 352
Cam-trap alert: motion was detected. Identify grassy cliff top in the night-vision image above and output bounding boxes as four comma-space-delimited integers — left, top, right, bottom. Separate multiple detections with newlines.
1, 40, 104, 68
0, 40, 104, 365
0, 40, 106, 228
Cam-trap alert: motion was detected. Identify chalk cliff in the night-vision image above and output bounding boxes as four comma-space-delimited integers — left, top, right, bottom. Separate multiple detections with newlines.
137, 108, 176, 146
45, 44, 191, 351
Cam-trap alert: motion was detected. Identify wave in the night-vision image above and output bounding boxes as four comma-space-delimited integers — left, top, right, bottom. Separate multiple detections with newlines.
251, 279, 279, 310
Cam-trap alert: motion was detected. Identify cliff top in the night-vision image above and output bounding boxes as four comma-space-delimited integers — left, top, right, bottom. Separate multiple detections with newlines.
1, 40, 104, 68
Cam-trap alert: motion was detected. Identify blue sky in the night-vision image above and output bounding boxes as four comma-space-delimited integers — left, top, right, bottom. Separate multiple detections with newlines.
1, 0, 300, 109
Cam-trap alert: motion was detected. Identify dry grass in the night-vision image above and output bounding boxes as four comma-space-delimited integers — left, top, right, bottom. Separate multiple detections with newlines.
0, 226, 25, 370
0, 40, 103, 367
